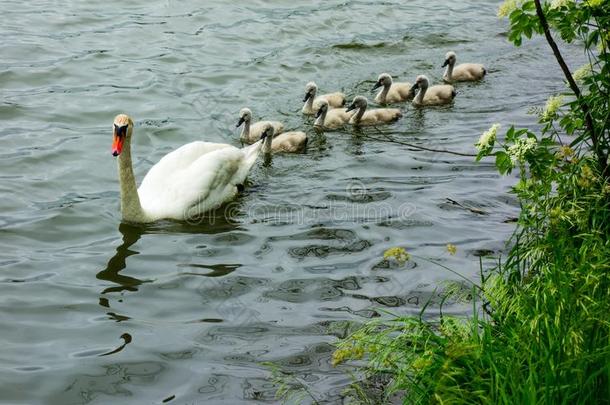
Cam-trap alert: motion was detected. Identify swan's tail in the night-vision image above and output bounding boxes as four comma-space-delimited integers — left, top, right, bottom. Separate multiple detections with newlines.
244, 138, 263, 162
238, 140, 264, 179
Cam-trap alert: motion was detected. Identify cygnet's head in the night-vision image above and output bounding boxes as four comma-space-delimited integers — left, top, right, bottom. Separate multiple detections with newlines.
260, 124, 274, 152
442, 51, 457, 68
372, 73, 393, 91
111, 114, 134, 157
315, 99, 329, 118
303, 81, 318, 102
345, 95, 368, 113
410, 75, 429, 93
261, 123, 274, 140
236, 108, 252, 128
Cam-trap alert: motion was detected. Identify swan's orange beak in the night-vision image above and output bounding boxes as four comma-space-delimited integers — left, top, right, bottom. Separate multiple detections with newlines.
112, 135, 124, 156
112, 125, 127, 157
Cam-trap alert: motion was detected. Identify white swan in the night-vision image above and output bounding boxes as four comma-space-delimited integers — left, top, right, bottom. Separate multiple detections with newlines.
442, 51, 486, 82
314, 99, 354, 129
236, 108, 284, 144
372, 73, 414, 104
260, 124, 308, 155
111, 114, 264, 223
346, 96, 402, 126
410, 75, 456, 106
302, 81, 346, 115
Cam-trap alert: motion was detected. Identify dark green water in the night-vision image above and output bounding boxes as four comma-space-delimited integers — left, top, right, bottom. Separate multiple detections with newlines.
0, 0, 582, 403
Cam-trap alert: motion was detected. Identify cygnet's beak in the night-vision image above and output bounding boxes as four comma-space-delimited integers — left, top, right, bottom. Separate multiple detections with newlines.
236, 117, 245, 128
371, 81, 382, 92
303, 91, 312, 103
315, 108, 323, 118
261, 129, 272, 140
442, 59, 449, 68
345, 103, 357, 113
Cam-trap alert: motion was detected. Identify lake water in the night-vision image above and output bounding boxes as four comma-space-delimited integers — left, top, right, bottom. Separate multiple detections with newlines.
0, 0, 582, 403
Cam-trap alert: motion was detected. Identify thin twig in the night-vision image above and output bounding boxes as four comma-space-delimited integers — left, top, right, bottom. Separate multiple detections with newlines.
365, 130, 477, 157
446, 198, 488, 215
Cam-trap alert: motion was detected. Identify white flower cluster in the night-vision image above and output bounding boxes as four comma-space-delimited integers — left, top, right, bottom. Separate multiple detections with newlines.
497, 0, 524, 17
572, 64, 592, 82
542, 95, 564, 121
550, 0, 572, 9
508, 137, 537, 163
476, 124, 500, 152
586, 0, 603, 7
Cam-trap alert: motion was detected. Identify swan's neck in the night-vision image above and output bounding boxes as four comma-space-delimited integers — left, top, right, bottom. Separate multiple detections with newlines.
117, 137, 147, 223
379, 83, 390, 102
262, 134, 272, 155
240, 120, 251, 142
415, 85, 427, 105
444, 62, 454, 81
353, 105, 366, 122
314, 109, 327, 126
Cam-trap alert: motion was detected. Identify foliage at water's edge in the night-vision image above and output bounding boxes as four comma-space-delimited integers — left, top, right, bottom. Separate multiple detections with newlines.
333, 1, 610, 403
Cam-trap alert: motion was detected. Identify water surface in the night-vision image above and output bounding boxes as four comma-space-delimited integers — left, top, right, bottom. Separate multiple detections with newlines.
0, 0, 582, 403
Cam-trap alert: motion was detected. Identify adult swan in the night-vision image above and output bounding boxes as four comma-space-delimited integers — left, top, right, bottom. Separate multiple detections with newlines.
111, 114, 264, 223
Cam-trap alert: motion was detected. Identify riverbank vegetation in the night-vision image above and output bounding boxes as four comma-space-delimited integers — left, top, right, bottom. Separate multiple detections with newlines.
334, 1, 610, 403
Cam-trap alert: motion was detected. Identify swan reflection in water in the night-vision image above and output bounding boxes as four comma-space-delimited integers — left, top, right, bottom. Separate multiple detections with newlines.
96, 223, 147, 296
96, 209, 242, 297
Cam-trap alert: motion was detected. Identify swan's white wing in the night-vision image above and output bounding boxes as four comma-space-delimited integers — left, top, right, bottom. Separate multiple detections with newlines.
146, 141, 233, 174
138, 141, 261, 220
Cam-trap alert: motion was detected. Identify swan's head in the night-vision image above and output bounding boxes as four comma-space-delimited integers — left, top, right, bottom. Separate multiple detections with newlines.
112, 114, 133, 157
410, 75, 429, 94
303, 81, 318, 102
372, 73, 392, 91
236, 108, 252, 128
315, 99, 329, 118
442, 51, 456, 68
346, 95, 367, 112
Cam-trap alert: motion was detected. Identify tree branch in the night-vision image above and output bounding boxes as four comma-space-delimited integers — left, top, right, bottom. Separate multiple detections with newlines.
533, 0, 608, 177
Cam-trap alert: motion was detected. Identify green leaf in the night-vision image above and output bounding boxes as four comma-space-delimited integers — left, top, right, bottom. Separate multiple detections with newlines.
522, 1, 535, 12
506, 126, 516, 142
586, 30, 600, 48
495, 151, 513, 175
